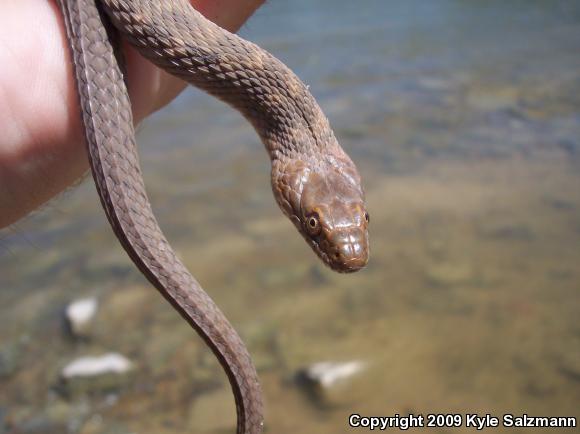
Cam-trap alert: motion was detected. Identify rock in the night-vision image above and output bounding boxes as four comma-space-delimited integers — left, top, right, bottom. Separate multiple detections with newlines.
299, 361, 366, 388
295, 360, 366, 408
62, 353, 132, 378
64, 297, 98, 340
59, 353, 134, 397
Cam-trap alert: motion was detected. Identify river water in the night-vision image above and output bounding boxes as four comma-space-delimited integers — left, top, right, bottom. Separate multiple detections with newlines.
1, 1, 579, 433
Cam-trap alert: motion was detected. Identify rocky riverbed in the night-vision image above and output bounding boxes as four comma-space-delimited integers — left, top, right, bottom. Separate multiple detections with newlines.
1, 1, 580, 433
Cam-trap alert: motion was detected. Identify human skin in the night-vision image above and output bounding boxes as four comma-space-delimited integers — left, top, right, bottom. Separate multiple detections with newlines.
0, 0, 265, 228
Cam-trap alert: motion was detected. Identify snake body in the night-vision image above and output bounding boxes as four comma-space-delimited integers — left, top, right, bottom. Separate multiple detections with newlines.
57, 0, 369, 433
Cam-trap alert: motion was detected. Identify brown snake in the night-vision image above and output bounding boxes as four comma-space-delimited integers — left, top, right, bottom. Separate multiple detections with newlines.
56, 0, 370, 432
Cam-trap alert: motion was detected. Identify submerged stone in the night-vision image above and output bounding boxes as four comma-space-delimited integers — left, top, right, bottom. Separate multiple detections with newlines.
59, 353, 134, 397
296, 360, 366, 408
64, 297, 99, 340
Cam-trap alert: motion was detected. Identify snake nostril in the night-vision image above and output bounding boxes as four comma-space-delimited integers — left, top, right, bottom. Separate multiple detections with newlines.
333, 252, 340, 260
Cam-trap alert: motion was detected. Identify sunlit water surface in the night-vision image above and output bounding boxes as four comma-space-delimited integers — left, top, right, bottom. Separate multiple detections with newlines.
1, 1, 579, 433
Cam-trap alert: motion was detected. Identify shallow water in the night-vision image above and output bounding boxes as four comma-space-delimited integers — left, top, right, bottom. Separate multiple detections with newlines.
1, 1, 580, 433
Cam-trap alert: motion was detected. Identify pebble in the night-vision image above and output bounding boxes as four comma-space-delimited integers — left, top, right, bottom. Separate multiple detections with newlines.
65, 297, 98, 339
59, 353, 134, 397
62, 353, 132, 379
299, 361, 366, 388
296, 360, 366, 407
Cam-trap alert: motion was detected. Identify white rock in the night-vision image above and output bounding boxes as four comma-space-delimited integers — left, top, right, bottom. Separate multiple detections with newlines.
65, 297, 98, 338
62, 353, 133, 379
297, 360, 368, 407
302, 360, 366, 388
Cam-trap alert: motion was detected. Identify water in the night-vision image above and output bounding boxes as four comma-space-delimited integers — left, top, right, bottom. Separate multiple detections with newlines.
1, 1, 580, 433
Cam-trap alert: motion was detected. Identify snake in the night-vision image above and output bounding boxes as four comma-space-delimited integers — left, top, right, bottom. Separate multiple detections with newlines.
56, 0, 370, 432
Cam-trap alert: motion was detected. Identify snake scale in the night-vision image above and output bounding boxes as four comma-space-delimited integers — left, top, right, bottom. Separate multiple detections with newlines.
56, 0, 370, 432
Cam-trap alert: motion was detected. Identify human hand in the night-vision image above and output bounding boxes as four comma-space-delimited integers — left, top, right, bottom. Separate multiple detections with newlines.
0, 0, 265, 228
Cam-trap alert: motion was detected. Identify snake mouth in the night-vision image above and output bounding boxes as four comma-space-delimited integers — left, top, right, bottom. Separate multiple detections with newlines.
329, 228, 368, 271
311, 228, 369, 273
326, 247, 369, 273
333, 256, 368, 273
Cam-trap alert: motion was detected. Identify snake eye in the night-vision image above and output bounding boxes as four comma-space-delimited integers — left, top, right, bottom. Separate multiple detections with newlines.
306, 213, 321, 235
364, 211, 370, 223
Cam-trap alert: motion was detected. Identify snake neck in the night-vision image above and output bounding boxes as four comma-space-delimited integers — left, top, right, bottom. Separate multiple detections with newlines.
101, 0, 336, 161
100, 0, 369, 275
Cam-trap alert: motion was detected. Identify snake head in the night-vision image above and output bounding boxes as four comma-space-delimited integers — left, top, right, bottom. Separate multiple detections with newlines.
272, 154, 369, 273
